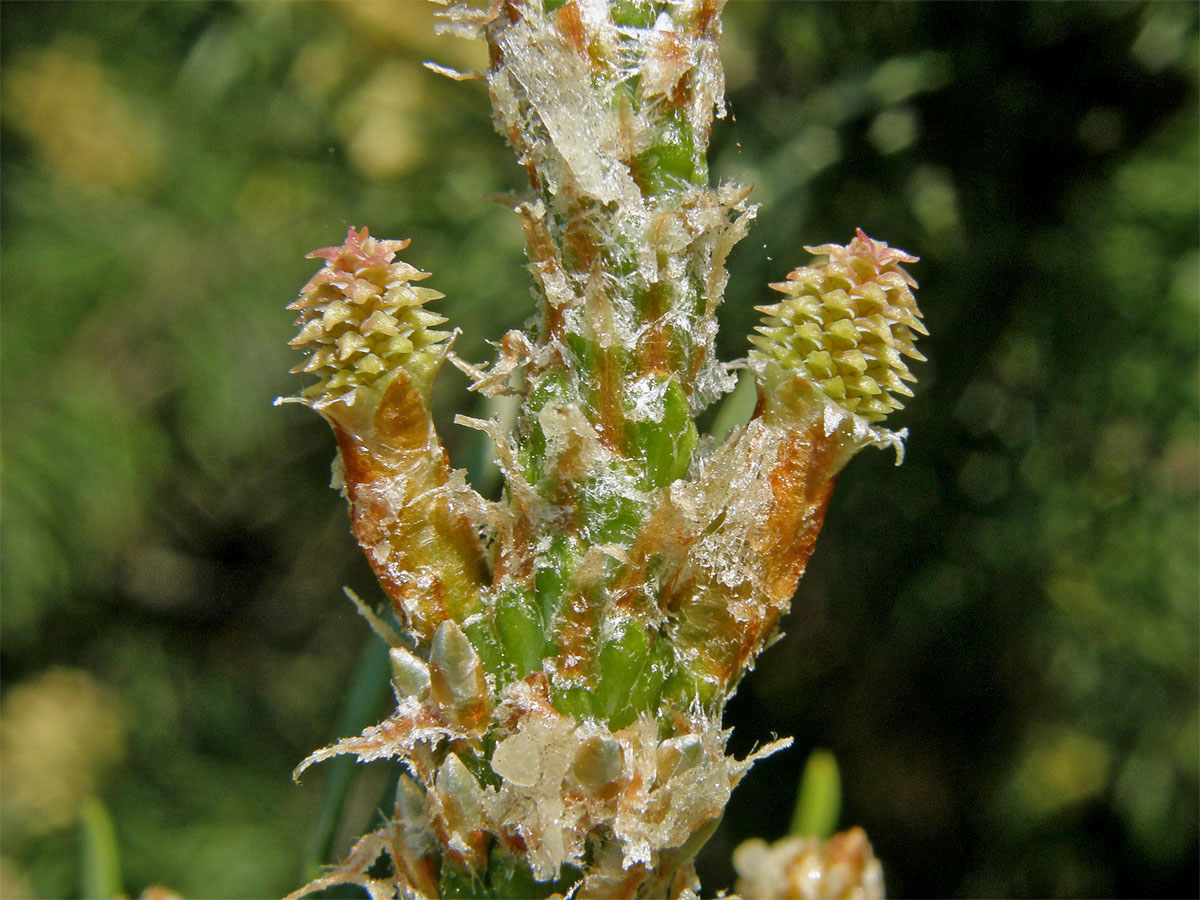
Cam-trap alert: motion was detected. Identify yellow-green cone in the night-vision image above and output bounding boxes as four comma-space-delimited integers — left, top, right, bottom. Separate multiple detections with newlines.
288, 227, 450, 404
752, 229, 926, 423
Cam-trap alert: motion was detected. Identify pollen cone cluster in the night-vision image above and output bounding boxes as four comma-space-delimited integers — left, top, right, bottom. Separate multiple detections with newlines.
751, 229, 926, 423
283, 1, 924, 897
288, 227, 450, 404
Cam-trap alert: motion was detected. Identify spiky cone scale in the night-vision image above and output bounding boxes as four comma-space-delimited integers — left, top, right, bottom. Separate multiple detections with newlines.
286, 227, 487, 642
752, 229, 926, 425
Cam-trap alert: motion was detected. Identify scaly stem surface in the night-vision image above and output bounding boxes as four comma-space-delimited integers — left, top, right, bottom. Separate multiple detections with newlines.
283, 3, 924, 898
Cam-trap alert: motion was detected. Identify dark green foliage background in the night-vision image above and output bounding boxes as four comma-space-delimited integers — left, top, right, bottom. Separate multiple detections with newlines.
1, 2, 1195, 898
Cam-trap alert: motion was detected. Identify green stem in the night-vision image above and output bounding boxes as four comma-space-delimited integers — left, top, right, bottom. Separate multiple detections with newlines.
80, 796, 123, 900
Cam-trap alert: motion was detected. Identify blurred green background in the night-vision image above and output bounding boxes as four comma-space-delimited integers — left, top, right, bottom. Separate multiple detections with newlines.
1, 2, 1195, 898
